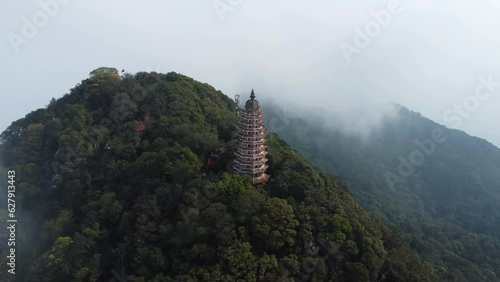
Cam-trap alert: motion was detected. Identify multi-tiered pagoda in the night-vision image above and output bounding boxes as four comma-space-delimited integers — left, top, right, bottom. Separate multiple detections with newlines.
234, 90, 270, 185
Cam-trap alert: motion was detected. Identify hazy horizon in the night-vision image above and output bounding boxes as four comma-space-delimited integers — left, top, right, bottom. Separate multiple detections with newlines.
2, 0, 500, 146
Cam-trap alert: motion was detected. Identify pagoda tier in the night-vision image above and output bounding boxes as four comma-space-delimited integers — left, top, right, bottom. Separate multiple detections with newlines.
233, 89, 270, 185
238, 136, 266, 143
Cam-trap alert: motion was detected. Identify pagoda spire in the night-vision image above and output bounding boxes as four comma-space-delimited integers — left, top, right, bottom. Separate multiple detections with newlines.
233, 89, 270, 185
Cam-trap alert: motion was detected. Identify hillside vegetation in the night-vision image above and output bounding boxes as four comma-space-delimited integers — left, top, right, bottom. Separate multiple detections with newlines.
265, 103, 500, 281
0, 69, 434, 281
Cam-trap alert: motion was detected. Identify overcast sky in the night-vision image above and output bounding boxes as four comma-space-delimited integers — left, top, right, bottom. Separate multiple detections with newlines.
2, 0, 500, 146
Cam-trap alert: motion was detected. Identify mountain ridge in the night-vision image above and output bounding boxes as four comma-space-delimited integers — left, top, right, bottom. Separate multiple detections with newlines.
0, 68, 435, 281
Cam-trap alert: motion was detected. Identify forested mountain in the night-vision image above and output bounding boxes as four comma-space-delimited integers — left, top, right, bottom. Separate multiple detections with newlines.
0, 69, 434, 281
265, 103, 500, 281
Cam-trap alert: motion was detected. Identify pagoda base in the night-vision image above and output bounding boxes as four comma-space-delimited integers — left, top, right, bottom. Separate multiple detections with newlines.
252, 174, 270, 185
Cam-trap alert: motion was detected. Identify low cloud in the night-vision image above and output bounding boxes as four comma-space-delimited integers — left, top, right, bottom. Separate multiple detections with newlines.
1, 0, 500, 145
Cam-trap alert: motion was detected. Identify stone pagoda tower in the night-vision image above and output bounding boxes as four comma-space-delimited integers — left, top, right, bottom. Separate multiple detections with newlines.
234, 90, 270, 185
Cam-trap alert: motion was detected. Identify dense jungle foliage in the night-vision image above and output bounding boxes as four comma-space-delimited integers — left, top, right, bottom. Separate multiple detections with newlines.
265, 103, 500, 281
0, 69, 434, 281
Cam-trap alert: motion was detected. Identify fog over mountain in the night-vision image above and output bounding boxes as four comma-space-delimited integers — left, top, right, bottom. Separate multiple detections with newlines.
1, 0, 500, 145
